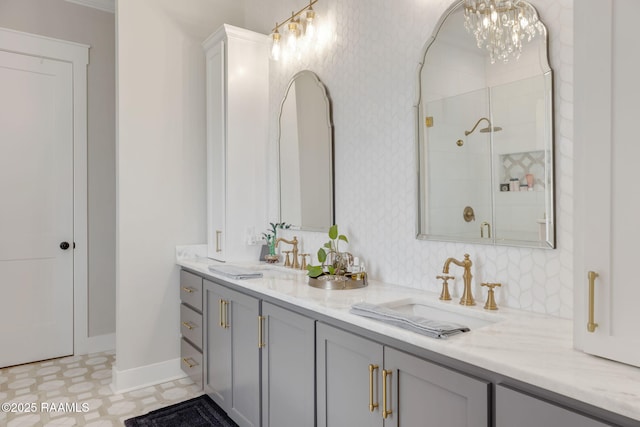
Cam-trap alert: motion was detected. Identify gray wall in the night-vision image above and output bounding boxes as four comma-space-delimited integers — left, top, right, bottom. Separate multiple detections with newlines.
0, 0, 116, 336
115, 0, 243, 379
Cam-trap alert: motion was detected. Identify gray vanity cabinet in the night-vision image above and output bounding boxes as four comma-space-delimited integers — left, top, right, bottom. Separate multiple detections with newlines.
495, 385, 613, 427
179, 270, 203, 388
204, 279, 260, 427
261, 302, 315, 427
316, 323, 489, 427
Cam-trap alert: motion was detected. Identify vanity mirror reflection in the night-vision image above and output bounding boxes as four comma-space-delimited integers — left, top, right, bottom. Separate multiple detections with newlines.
416, 0, 555, 248
278, 70, 334, 231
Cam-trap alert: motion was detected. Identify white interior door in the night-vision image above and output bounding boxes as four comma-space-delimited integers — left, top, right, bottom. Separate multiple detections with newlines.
0, 50, 74, 367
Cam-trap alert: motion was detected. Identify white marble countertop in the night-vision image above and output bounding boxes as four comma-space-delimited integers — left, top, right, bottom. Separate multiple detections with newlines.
177, 250, 640, 422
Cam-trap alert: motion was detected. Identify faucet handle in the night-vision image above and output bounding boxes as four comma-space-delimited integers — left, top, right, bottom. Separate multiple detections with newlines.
436, 275, 455, 301
299, 253, 310, 270
481, 282, 501, 310
283, 250, 292, 268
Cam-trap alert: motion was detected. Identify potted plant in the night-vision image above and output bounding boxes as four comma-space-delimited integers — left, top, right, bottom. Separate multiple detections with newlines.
306, 225, 366, 289
262, 222, 290, 263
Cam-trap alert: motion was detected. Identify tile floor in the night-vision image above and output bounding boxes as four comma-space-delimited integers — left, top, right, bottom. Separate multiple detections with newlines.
0, 351, 203, 426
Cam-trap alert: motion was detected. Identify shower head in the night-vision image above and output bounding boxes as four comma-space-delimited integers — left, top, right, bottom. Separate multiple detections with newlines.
479, 125, 502, 133
464, 117, 502, 136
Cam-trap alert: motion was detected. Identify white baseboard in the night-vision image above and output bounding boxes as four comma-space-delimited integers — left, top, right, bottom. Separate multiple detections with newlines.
110, 358, 187, 394
85, 333, 115, 354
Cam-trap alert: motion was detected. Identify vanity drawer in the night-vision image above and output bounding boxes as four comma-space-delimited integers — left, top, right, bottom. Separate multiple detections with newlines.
181, 338, 203, 388
180, 303, 203, 349
180, 270, 202, 312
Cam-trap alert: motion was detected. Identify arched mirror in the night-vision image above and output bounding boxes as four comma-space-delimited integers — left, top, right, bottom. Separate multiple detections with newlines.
416, 0, 555, 248
278, 70, 334, 230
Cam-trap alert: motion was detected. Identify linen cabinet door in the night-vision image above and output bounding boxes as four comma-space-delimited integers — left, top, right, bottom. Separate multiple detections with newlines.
317, 323, 384, 427
384, 347, 489, 427
261, 302, 315, 427
574, 0, 640, 369
204, 280, 231, 408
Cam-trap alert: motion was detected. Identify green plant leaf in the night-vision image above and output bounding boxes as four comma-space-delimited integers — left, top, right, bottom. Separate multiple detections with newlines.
317, 248, 327, 263
338, 234, 349, 243
307, 265, 324, 278
327, 266, 335, 275
328, 224, 338, 240
323, 242, 332, 249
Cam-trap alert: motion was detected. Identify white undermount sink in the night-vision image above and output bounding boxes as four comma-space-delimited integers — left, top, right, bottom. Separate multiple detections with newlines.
377, 297, 505, 330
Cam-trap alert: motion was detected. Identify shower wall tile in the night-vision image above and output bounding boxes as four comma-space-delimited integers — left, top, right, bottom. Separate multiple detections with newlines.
253, 0, 573, 318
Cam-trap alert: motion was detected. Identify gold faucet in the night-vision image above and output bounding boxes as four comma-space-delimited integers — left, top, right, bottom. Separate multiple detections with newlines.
442, 254, 475, 306
276, 236, 300, 269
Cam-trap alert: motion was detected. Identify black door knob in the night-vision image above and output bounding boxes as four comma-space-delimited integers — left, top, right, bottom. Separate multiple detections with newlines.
60, 241, 70, 250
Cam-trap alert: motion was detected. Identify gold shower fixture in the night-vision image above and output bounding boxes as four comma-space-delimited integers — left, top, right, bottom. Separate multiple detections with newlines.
464, 117, 502, 136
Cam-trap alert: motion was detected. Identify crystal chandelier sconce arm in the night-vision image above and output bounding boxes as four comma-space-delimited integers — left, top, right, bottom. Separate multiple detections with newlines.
270, 0, 320, 61
463, 0, 546, 63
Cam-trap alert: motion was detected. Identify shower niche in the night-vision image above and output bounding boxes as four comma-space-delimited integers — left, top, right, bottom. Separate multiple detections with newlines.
415, 0, 554, 248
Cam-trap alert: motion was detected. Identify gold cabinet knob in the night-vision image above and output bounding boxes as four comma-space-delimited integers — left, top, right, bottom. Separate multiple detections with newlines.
481, 282, 501, 310
436, 275, 455, 301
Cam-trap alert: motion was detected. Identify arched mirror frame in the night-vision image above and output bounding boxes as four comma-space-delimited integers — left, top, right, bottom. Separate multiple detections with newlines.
414, 0, 556, 249
277, 70, 335, 231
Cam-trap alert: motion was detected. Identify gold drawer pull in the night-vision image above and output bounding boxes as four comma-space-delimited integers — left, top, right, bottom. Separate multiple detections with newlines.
182, 321, 194, 330
181, 286, 194, 293
219, 299, 225, 328
258, 316, 266, 348
221, 300, 230, 329
182, 357, 196, 369
587, 271, 599, 333
369, 364, 379, 412
382, 369, 392, 419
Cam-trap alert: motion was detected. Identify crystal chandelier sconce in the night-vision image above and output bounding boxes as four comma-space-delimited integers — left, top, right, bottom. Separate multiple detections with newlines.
270, 0, 322, 61
463, 0, 545, 63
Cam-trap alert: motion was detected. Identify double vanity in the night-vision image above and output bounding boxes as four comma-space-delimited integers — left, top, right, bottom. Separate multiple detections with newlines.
185, 1, 640, 426
177, 250, 640, 427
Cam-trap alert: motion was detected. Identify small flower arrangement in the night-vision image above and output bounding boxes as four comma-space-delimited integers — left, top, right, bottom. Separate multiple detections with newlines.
262, 222, 290, 257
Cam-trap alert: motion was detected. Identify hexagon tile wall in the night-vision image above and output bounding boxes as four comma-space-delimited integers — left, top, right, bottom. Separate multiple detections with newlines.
259, 0, 573, 318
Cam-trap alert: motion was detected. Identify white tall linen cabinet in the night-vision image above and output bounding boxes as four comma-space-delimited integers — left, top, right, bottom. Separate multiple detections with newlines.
574, 0, 640, 367
203, 24, 269, 262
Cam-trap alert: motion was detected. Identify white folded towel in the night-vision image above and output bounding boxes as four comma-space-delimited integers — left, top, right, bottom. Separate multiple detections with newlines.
350, 302, 470, 339
208, 265, 263, 280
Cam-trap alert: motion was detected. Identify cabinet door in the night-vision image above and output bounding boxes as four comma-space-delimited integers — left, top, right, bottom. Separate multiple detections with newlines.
204, 281, 231, 407
574, 0, 640, 367
317, 323, 384, 427
261, 302, 315, 427
205, 39, 226, 261
204, 280, 261, 427
496, 385, 612, 427
227, 287, 261, 427
384, 347, 489, 427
